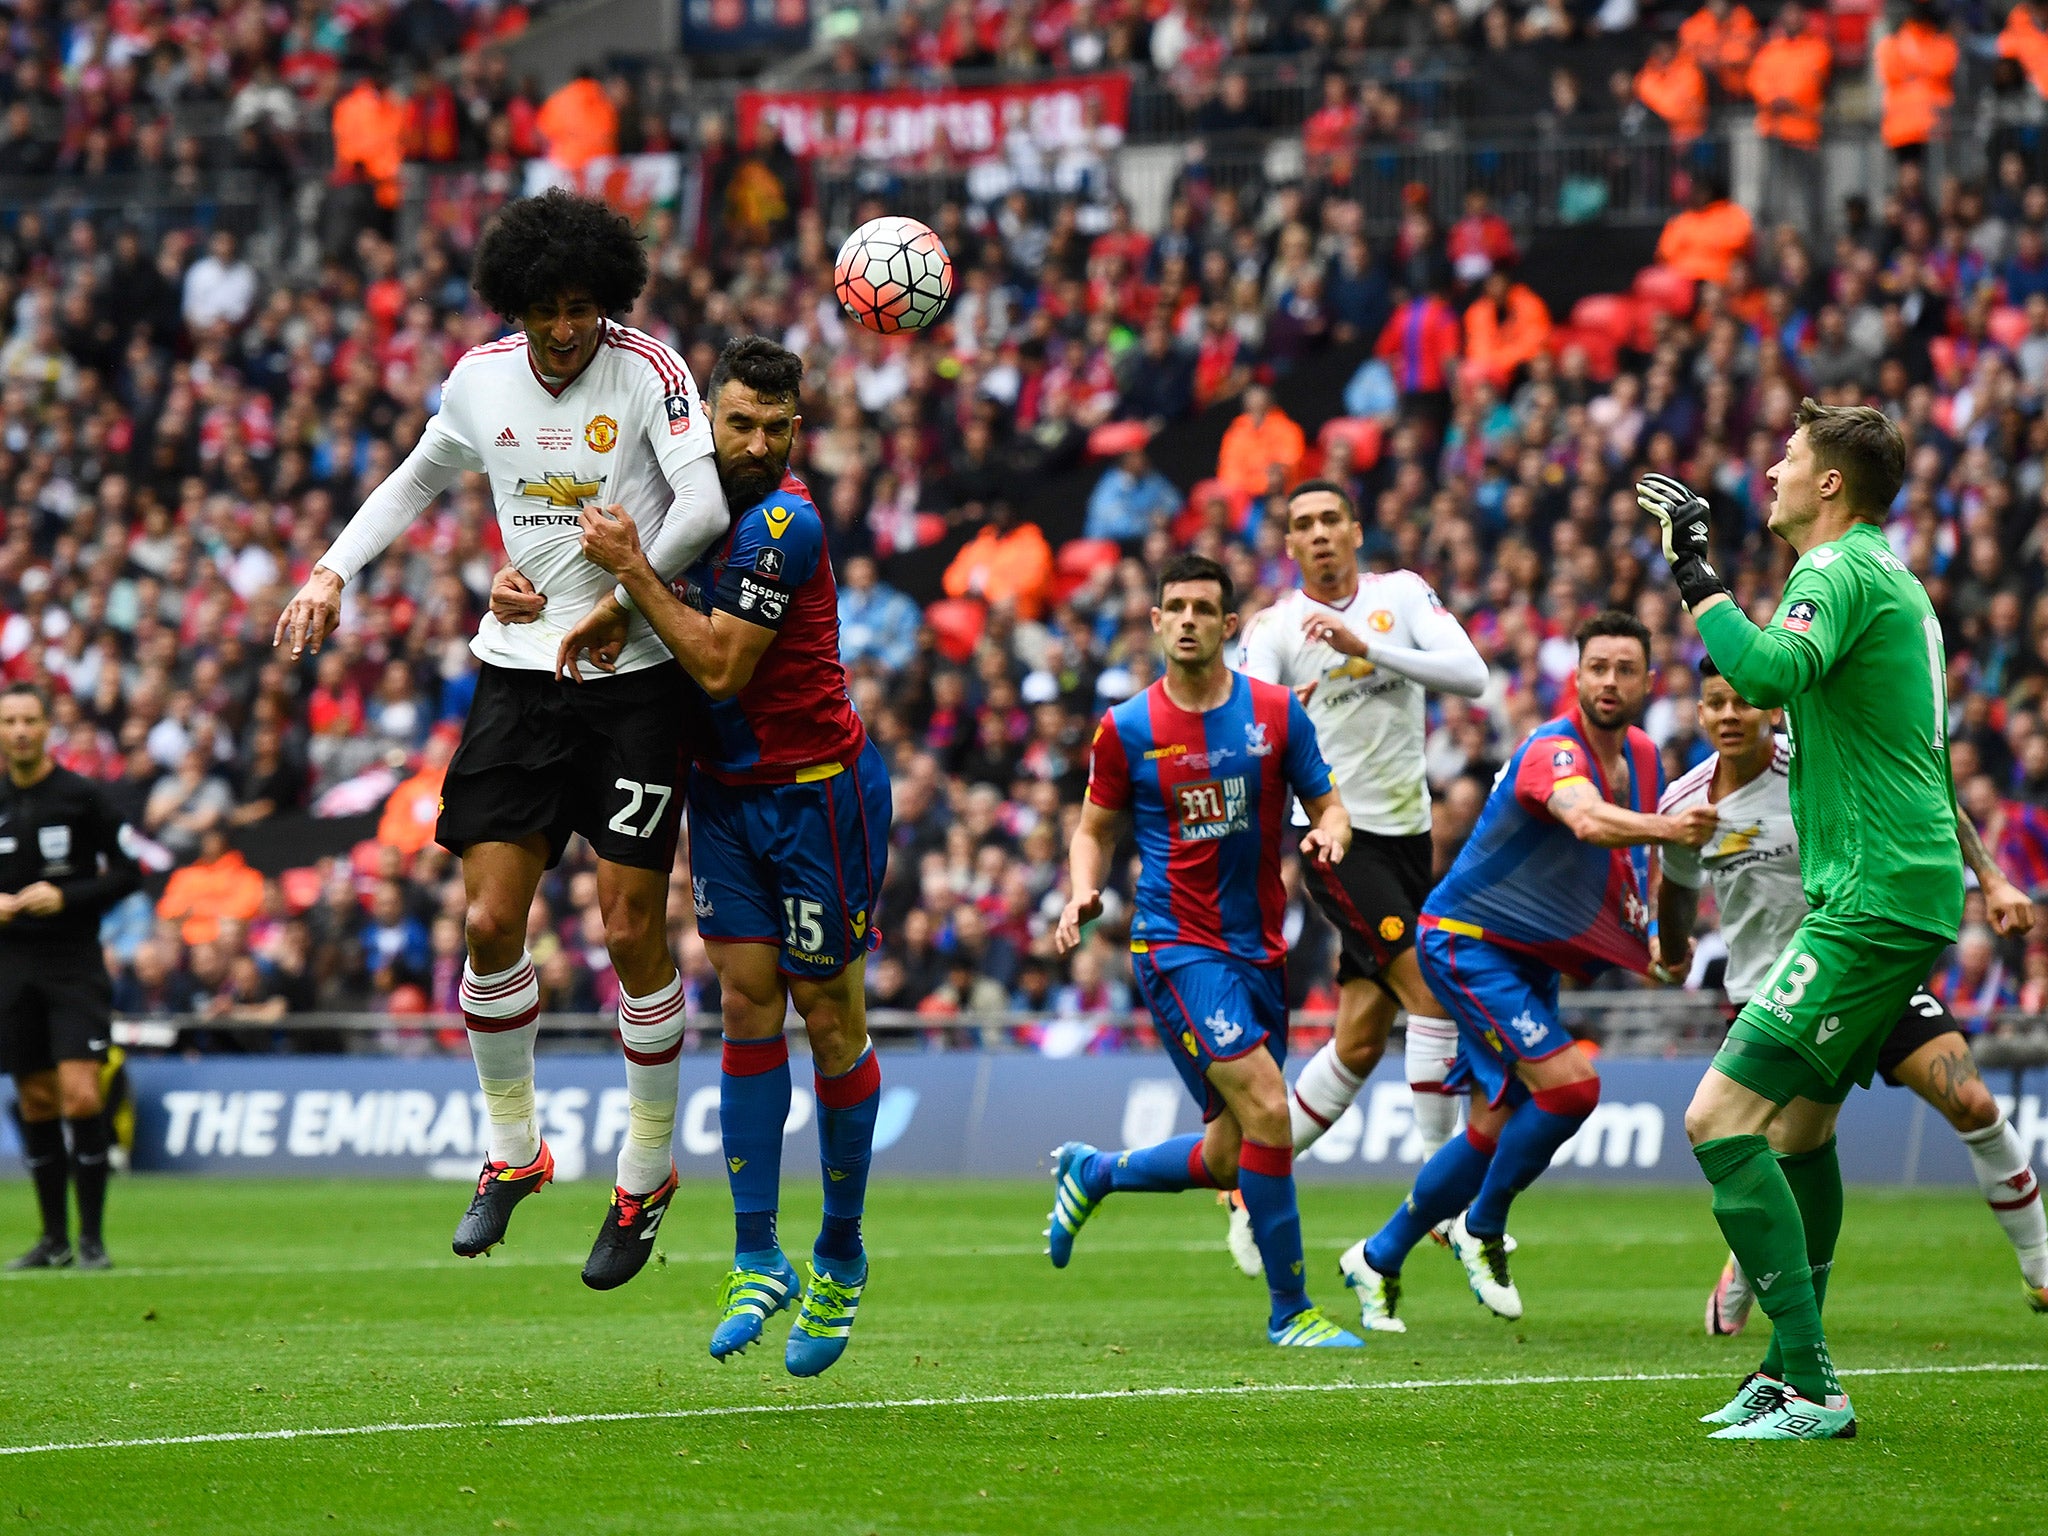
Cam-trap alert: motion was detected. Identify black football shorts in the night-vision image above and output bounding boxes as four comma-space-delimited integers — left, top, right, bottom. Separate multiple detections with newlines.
437, 661, 695, 871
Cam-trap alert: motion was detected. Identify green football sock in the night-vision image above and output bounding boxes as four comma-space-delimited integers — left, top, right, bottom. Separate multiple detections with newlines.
1760, 1136, 1844, 1383
1694, 1134, 1839, 1402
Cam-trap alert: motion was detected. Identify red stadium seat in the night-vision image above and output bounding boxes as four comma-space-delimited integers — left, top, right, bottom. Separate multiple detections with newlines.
1051, 537, 1123, 603
1171, 478, 1253, 542
1316, 416, 1384, 472
1056, 538, 1121, 581
1550, 326, 1620, 381
279, 866, 323, 914
1086, 420, 1152, 458
925, 597, 986, 663
1569, 293, 1644, 350
1631, 265, 1696, 318
1928, 335, 1960, 386
1989, 305, 2029, 352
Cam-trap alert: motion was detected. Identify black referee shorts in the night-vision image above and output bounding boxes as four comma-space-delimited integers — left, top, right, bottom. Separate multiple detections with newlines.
437, 660, 698, 872
0, 942, 112, 1077
1304, 829, 1435, 991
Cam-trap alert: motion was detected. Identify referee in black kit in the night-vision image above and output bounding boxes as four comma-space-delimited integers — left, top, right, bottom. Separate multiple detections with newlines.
0, 682, 139, 1269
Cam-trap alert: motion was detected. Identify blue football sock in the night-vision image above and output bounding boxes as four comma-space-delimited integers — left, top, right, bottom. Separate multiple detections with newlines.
1364, 1127, 1496, 1276
1082, 1133, 1213, 1200
1237, 1139, 1310, 1327
721, 1035, 791, 1260
1463, 1081, 1598, 1239
815, 1047, 881, 1265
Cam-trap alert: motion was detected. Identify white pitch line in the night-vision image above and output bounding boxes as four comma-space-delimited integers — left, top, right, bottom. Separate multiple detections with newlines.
0, 1232, 1726, 1284
0, 1239, 1242, 1282
3, 1361, 2041, 1460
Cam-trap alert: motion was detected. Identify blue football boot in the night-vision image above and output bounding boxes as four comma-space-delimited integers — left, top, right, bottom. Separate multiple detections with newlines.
709, 1252, 800, 1361
785, 1256, 868, 1378
1045, 1141, 1103, 1269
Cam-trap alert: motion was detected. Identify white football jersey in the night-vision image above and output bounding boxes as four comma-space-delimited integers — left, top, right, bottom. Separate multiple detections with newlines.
1239, 570, 1477, 837
1658, 737, 1805, 1004
425, 321, 714, 674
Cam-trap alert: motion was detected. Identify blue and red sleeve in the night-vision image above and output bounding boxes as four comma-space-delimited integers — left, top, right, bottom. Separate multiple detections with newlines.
1513, 736, 1593, 818
1086, 712, 1132, 811
707, 497, 823, 632
1281, 691, 1337, 802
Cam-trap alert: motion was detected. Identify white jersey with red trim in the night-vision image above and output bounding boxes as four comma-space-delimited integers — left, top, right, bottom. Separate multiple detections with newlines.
1239, 569, 1486, 837
423, 321, 714, 675
1658, 737, 1803, 1005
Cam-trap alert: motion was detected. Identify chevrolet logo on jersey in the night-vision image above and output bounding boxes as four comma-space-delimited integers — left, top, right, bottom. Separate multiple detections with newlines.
1713, 822, 1764, 857
515, 473, 604, 507
1326, 656, 1376, 680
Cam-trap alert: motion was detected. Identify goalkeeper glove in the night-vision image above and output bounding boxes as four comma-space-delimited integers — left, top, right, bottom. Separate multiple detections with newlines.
1636, 473, 1729, 610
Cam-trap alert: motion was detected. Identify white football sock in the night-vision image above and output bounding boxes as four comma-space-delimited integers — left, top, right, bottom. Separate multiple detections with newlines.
1290, 1041, 1363, 1153
1960, 1116, 2048, 1287
617, 969, 687, 1194
1404, 1013, 1461, 1157
462, 954, 541, 1167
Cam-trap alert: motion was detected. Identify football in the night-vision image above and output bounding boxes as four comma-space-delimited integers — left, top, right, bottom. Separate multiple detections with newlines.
833, 215, 955, 334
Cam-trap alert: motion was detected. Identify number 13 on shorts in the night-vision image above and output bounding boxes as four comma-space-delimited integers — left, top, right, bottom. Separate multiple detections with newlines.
1760, 946, 1818, 1013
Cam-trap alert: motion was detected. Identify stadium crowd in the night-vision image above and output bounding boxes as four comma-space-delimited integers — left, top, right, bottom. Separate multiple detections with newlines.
4, 0, 2048, 1052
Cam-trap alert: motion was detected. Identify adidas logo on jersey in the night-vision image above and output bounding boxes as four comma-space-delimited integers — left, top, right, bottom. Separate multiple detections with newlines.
495, 427, 519, 447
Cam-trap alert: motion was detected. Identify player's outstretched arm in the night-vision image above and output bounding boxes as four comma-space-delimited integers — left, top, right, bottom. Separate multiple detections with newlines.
1653, 880, 1699, 985
275, 428, 474, 658
1298, 582, 1489, 698
1958, 799, 2037, 937
568, 503, 775, 697
1056, 799, 1121, 956
1549, 780, 1718, 850
635, 453, 731, 585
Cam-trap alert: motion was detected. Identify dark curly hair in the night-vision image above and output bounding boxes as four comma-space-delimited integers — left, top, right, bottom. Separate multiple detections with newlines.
470, 188, 649, 319
706, 335, 805, 410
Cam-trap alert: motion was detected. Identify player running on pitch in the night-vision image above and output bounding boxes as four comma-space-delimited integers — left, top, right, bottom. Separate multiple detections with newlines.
1046, 554, 1366, 1348
1659, 664, 2046, 1326
1226, 478, 1487, 1275
515, 336, 890, 1377
275, 190, 729, 1275
1336, 611, 1717, 1333
1641, 399, 1964, 1440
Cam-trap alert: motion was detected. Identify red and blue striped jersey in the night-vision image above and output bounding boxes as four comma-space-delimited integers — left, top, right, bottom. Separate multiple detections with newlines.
1086, 673, 1337, 965
674, 472, 867, 785
1423, 707, 1663, 981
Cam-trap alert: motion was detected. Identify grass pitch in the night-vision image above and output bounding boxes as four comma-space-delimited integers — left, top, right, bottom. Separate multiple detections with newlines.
0, 1175, 2040, 1533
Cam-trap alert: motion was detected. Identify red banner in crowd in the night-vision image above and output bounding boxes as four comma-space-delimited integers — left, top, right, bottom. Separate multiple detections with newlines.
735, 74, 1130, 163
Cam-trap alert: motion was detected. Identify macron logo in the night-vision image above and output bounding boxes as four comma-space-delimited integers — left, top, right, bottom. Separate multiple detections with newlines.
495, 428, 519, 447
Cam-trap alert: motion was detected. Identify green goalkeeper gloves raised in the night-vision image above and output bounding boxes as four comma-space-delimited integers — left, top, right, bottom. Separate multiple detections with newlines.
1636, 473, 1730, 611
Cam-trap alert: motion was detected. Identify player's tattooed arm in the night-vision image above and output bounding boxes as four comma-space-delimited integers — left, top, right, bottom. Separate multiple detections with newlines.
565, 504, 774, 695
1547, 780, 1719, 850
1056, 799, 1123, 955
1653, 878, 1699, 985
1956, 801, 2036, 937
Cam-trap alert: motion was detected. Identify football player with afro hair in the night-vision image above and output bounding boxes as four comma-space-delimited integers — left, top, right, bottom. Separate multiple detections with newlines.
471, 186, 650, 322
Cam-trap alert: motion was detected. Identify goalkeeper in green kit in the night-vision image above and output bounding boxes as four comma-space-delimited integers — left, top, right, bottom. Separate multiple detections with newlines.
1638, 400, 1965, 1442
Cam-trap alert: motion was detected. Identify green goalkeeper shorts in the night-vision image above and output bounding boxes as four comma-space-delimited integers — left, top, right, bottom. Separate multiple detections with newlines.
1712, 909, 1954, 1106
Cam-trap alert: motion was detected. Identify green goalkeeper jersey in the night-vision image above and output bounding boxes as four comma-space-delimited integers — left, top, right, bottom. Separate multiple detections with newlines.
1694, 521, 1962, 940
